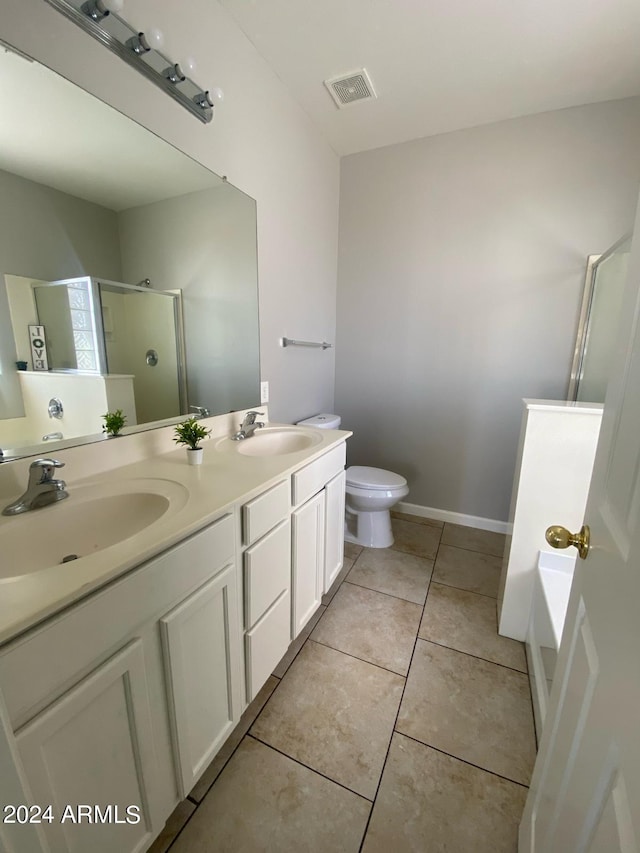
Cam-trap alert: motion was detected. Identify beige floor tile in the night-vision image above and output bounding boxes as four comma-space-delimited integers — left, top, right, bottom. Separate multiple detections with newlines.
147, 799, 195, 853
173, 737, 370, 853
189, 675, 280, 802
251, 640, 404, 799
344, 541, 364, 560
311, 583, 422, 675
397, 640, 536, 785
390, 518, 441, 560
433, 544, 502, 597
391, 510, 444, 529
441, 522, 507, 557
272, 605, 326, 678
347, 547, 433, 604
322, 557, 354, 606
362, 733, 527, 853
420, 583, 526, 672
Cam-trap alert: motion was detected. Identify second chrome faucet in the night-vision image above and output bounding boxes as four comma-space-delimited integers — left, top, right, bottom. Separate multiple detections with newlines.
231, 411, 265, 441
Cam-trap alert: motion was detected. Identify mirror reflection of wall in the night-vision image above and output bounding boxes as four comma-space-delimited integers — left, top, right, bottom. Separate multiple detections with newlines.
0, 44, 260, 459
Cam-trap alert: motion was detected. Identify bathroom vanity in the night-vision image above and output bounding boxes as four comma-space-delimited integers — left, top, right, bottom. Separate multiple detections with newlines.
0, 417, 349, 853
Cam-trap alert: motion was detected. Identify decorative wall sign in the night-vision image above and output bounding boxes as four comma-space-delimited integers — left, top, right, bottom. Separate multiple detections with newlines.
29, 324, 49, 371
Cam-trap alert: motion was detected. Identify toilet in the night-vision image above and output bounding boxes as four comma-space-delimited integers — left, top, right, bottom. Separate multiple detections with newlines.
296, 414, 409, 548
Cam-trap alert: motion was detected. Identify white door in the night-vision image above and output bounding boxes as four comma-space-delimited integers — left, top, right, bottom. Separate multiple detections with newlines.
520, 216, 640, 851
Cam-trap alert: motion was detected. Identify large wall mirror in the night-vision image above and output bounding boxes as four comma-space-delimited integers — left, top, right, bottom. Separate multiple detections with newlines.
0, 43, 260, 460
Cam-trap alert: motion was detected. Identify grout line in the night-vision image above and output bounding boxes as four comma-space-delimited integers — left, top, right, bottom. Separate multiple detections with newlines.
247, 732, 374, 804
430, 578, 499, 600
438, 542, 505, 559
416, 637, 528, 675
393, 731, 531, 790
308, 637, 409, 679
388, 545, 438, 561
357, 531, 444, 851
340, 578, 429, 607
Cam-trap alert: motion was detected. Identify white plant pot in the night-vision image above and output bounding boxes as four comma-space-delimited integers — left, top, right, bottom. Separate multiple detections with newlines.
186, 448, 203, 465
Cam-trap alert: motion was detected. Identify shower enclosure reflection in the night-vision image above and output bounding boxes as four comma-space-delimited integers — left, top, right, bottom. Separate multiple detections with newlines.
4, 275, 186, 449
569, 235, 632, 403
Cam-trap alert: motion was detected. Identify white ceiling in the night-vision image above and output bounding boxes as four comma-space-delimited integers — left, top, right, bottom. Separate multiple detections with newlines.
220, 0, 640, 156
0, 48, 221, 210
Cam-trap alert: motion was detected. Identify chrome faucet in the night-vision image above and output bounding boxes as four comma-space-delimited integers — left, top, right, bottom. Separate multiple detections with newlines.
2, 459, 69, 516
231, 411, 265, 441
189, 405, 211, 418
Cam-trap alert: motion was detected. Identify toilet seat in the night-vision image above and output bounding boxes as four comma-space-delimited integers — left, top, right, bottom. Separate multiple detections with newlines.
346, 466, 407, 491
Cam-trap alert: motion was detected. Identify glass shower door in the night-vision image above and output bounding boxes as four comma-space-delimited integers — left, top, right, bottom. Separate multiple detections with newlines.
570, 235, 632, 403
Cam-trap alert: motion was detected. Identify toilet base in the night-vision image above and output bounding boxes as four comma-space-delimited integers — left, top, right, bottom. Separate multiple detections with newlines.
345, 508, 394, 549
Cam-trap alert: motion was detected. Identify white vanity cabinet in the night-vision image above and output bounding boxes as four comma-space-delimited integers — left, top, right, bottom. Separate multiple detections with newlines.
0, 431, 349, 853
291, 443, 347, 638
0, 513, 240, 853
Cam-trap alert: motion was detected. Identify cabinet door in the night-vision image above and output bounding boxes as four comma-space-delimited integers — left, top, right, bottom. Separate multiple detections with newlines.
160, 564, 242, 797
324, 470, 346, 593
244, 519, 291, 628
16, 639, 160, 853
292, 491, 325, 638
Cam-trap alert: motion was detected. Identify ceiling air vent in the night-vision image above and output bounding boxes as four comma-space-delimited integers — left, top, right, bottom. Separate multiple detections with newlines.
324, 68, 377, 108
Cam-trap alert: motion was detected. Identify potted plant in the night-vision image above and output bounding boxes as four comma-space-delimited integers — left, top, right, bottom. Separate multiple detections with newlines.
173, 416, 211, 465
102, 409, 126, 437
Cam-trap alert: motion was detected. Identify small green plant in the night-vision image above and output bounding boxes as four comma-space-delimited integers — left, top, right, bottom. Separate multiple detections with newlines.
173, 416, 211, 450
102, 409, 126, 436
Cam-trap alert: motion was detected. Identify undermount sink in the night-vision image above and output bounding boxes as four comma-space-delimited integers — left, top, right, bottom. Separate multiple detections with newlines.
229, 427, 323, 457
0, 478, 188, 581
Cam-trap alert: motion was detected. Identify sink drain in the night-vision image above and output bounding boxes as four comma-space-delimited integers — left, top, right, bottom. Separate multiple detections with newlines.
61, 554, 79, 563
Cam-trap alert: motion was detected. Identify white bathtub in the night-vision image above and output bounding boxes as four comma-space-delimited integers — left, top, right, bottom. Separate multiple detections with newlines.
526, 550, 575, 739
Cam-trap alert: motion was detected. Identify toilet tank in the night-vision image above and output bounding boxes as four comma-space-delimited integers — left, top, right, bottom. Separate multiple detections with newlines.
296, 413, 341, 429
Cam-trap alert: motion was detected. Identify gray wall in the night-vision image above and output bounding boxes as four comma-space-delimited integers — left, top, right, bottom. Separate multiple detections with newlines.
118, 184, 260, 415
0, 168, 121, 418
335, 98, 640, 523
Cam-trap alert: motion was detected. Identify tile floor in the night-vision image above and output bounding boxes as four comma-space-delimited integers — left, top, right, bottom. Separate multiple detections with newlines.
151, 513, 536, 853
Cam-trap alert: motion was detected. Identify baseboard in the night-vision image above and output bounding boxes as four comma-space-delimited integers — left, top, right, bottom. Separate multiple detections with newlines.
395, 500, 511, 535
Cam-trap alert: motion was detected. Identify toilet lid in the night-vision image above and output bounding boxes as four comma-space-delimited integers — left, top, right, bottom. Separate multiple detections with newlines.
346, 466, 407, 490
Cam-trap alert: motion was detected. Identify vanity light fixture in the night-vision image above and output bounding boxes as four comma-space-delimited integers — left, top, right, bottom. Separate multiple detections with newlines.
44, 0, 221, 123
81, 0, 123, 23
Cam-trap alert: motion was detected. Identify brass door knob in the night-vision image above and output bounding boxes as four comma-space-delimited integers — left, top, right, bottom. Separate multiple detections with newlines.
545, 524, 590, 560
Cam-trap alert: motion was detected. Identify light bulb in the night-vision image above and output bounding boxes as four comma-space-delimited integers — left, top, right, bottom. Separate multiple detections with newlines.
102, 0, 124, 12
145, 27, 164, 50
182, 56, 197, 76
209, 87, 224, 104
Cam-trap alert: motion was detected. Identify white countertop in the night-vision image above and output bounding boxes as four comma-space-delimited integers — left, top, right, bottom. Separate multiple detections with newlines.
0, 424, 351, 647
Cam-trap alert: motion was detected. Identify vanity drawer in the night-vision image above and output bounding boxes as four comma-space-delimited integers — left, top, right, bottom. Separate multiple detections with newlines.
245, 590, 290, 702
292, 442, 346, 507
244, 519, 291, 628
242, 480, 290, 546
